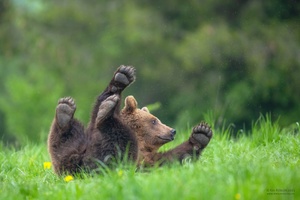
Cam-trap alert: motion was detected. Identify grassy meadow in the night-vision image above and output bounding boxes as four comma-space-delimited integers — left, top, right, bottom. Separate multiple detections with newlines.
0, 116, 299, 200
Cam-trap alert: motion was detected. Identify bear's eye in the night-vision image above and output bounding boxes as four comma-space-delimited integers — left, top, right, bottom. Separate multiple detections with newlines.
152, 119, 157, 125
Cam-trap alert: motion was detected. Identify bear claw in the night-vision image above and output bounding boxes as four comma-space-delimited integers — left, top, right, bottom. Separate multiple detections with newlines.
56, 97, 76, 129
190, 122, 213, 149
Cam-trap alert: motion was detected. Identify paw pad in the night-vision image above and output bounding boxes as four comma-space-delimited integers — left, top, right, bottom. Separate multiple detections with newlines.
96, 95, 120, 124
190, 122, 213, 149
56, 97, 76, 129
111, 66, 135, 92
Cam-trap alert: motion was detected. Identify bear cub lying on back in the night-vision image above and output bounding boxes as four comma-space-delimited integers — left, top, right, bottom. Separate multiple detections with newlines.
48, 66, 213, 175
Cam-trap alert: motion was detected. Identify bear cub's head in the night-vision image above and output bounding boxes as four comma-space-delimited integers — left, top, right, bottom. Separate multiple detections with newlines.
120, 96, 176, 154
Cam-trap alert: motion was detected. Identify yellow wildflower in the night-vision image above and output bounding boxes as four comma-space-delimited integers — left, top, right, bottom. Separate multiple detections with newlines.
117, 169, 123, 177
64, 175, 74, 182
235, 193, 241, 200
43, 162, 52, 169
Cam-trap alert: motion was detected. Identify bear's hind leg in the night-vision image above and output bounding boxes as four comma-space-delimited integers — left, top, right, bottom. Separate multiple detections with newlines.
56, 97, 76, 130
48, 97, 87, 175
96, 94, 120, 127
89, 66, 135, 127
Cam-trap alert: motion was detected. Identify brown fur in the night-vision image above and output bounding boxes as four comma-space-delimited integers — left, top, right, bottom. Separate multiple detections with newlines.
120, 96, 213, 166
48, 66, 138, 175
48, 66, 213, 175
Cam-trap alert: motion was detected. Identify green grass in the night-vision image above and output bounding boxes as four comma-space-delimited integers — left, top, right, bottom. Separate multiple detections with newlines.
0, 116, 299, 200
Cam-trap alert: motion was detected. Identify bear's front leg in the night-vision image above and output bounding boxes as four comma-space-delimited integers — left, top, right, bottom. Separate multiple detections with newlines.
110, 65, 136, 93
188, 122, 213, 157
149, 122, 213, 166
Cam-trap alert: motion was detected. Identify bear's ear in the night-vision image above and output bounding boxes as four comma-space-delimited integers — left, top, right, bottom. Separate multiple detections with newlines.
124, 95, 138, 113
141, 107, 150, 113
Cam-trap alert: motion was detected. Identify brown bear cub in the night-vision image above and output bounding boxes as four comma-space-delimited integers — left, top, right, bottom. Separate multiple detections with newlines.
48, 66, 213, 175
120, 96, 212, 166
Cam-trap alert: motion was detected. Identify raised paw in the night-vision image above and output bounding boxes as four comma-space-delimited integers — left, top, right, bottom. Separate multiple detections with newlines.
96, 94, 120, 125
111, 65, 136, 93
189, 122, 213, 150
56, 97, 76, 129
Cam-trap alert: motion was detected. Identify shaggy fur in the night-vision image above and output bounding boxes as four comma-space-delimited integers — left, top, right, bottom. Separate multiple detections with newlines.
48, 66, 213, 175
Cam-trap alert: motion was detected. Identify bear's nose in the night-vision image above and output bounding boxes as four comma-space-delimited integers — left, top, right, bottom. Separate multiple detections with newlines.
171, 129, 176, 136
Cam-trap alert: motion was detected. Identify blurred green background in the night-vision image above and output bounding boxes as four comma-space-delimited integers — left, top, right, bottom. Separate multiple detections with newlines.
0, 0, 299, 145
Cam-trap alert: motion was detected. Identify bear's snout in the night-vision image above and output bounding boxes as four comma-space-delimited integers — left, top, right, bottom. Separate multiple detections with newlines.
171, 129, 176, 136
171, 129, 176, 140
